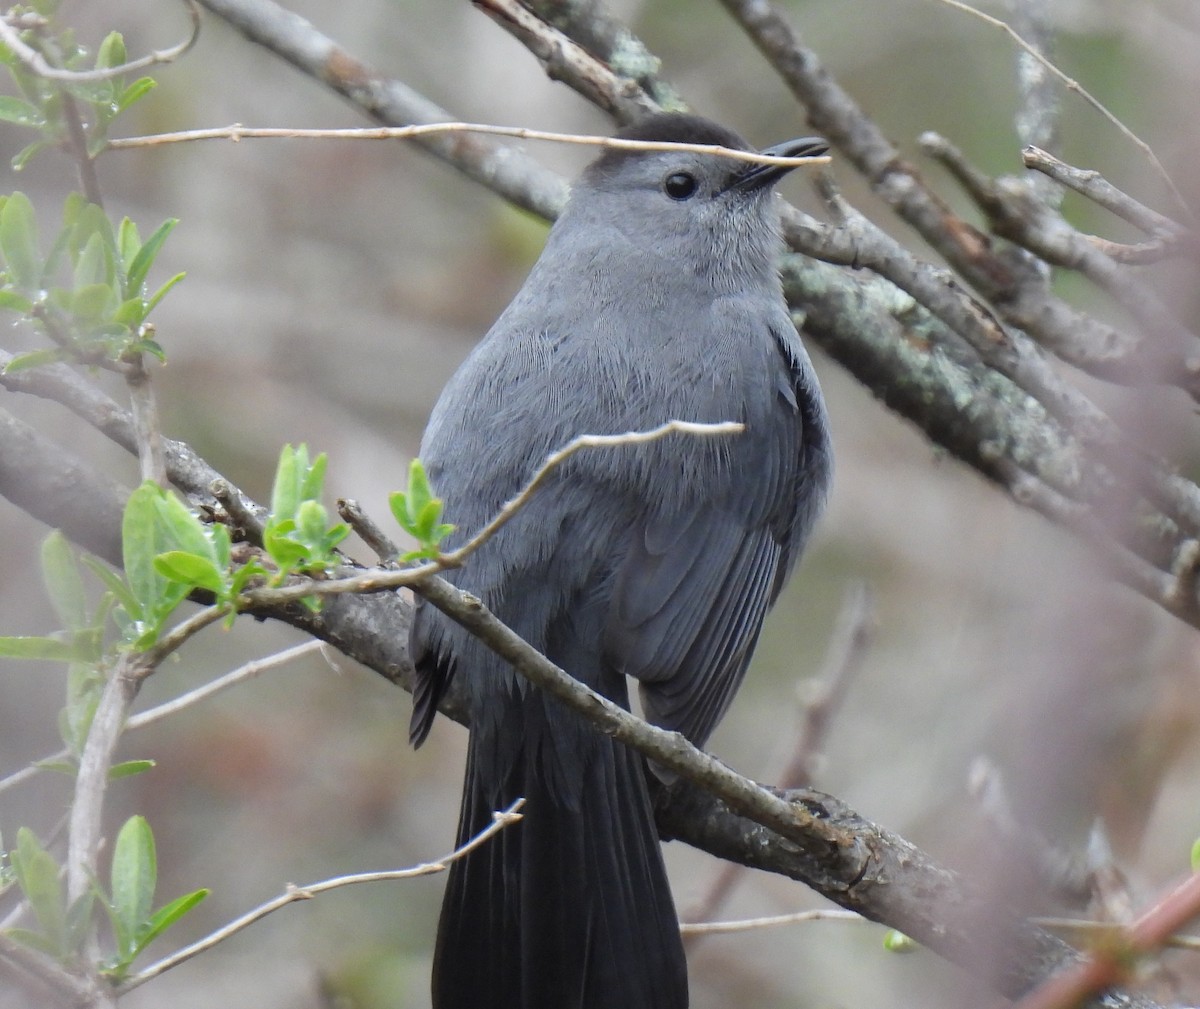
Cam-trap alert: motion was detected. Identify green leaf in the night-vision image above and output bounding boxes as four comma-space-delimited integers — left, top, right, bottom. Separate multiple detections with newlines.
12, 828, 66, 954
113, 296, 147, 328
4, 927, 61, 957
0, 96, 42, 128
40, 532, 86, 630
95, 32, 126, 71
299, 451, 328, 502
110, 816, 156, 959
413, 498, 444, 540
70, 281, 118, 322
0, 289, 33, 313
151, 492, 216, 562
60, 192, 87, 233
0, 192, 41, 291
122, 484, 194, 635
81, 555, 141, 621
407, 459, 435, 512
388, 489, 413, 528
262, 524, 310, 570
144, 271, 184, 314
153, 551, 224, 595
33, 759, 78, 776
883, 929, 918, 953
116, 77, 156, 114
0, 635, 94, 662
67, 203, 116, 269
228, 557, 267, 597
65, 890, 95, 954
270, 444, 304, 521
210, 521, 232, 571
124, 218, 177, 299
109, 759, 155, 780
390, 460, 453, 553
2, 348, 68, 373
73, 231, 115, 290
296, 499, 329, 544
131, 887, 208, 958
1191, 837, 1200, 874
127, 337, 166, 362
117, 217, 141, 275
122, 482, 166, 615
11, 139, 49, 172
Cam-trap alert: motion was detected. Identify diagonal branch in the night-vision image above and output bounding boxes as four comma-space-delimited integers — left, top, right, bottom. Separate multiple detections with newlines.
0, 410, 1166, 1007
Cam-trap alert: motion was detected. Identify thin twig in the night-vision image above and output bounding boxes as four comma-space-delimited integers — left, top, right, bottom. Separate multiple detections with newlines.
105, 122, 830, 169
65, 654, 144, 963
115, 798, 526, 993
1014, 872, 1200, 1009
235, 423, 748, 607
0, 931, 98, 1006
0, 1, 201, 83
684, 584, 874, 944
680, 908, 1200, 948
0, 641, 324, 797
437, 420, 745, 567
136, 604, 230, 670
779, 582, 875, 790
411, 572, 847, 849
931, 0, 1192, 222
124, 353, 167, 486
472, 0, 658, 121
1035, 917, 1200, 953
1022, 146, 1191, 241
681, 908, 863, 935
0, 352, 265, 528
337, 498, 400, 564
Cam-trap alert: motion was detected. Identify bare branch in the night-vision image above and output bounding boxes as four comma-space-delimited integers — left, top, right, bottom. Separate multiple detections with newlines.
338, 497, 400, 564
123, 354, 167, 486
472, 0, 657, 121
438, 420, 745, 567
684, 583, 873, 940
0, 641, 325, 797
518, 0, 686, 112
0, 352, 264, 525
65, 657, 143, 943
931, 0, 1192, 222
191, 0, 562, 220
0, 417, 1169, 1006
681, 908, 864, 935
1014, 872, 1200, 1009
778, 582, 875, 790
0, 930, 98, 1007
0, 1, 200, 83
1022, 146, 1194, 243
115, 798, 525, 994
919, 131, 1199, 389
0, 407, 126, 562
105, 121, 828, 170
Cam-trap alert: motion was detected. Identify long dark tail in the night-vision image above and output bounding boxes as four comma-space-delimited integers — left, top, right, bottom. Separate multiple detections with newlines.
432, 688, 688, 1009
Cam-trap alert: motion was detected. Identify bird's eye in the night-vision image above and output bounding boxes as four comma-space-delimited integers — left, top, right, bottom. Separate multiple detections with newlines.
663, 172, 698, 200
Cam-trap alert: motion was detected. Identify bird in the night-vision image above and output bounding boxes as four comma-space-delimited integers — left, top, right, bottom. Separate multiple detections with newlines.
408, 111, 832, 1009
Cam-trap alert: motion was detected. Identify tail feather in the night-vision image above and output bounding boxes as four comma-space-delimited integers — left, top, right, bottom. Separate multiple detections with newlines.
432, 688, 687, 1009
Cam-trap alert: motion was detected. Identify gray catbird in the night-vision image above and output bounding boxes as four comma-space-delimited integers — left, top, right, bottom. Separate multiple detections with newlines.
409, 112, 832, 1009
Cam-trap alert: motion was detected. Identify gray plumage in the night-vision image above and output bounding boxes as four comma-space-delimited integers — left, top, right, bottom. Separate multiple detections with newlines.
409, 113, 832, 1009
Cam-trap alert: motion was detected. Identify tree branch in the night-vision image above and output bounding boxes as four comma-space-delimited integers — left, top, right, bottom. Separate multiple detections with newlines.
0, 390, 1165, 1007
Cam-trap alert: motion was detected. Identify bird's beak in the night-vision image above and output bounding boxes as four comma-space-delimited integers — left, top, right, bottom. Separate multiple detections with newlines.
725, 136, 829, 192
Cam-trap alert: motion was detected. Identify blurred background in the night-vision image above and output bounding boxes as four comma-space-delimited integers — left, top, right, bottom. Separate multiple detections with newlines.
2, 0, 1200, 1006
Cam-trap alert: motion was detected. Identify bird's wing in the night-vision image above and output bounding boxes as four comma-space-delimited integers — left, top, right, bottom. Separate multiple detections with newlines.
603, 502, 782, 748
